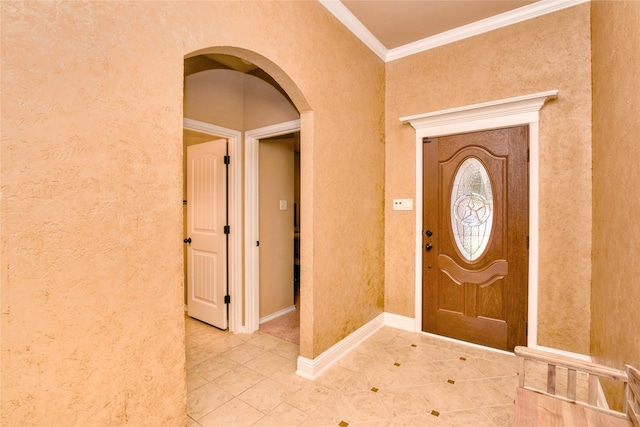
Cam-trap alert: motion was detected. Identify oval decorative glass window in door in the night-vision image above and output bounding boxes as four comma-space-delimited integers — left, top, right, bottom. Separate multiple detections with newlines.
451, 157, 494, 261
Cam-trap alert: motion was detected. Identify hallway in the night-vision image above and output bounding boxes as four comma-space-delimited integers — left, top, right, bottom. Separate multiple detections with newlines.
185, 316, 518, 426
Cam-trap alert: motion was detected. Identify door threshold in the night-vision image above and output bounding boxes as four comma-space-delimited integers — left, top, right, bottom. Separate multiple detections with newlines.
419, 331, 515, 356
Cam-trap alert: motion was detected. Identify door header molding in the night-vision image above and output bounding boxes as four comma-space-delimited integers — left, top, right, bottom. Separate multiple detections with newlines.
400, 90, 558, 137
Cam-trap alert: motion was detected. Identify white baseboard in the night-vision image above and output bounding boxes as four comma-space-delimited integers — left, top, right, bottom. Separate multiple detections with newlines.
295, 312, 415, 380
259, 305, 296, 324
384, 312, 416, 332
296, 313, 385, 379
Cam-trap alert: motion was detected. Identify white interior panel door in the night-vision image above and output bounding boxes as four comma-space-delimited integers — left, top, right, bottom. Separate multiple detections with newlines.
186, 139, 227, 329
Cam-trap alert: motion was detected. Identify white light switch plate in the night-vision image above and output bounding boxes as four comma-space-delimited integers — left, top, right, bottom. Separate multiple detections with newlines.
279, 200, 288, 210
393, 199, 413, 211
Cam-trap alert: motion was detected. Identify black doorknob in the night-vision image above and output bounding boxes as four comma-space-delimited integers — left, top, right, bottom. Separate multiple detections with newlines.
425, 243, 433, 251
184, 237, 191, 244
426, 230, 433, 237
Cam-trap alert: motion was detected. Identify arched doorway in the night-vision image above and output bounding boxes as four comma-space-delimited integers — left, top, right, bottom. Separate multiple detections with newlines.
182, 46, 313, 348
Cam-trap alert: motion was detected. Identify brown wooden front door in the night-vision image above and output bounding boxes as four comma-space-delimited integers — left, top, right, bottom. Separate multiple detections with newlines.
422, 126, 529, 351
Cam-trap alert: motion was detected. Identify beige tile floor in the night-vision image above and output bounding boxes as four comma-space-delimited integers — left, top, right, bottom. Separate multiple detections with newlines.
185, 316, 520, 426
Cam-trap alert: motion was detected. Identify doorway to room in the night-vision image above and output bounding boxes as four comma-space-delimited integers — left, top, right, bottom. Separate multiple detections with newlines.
257, 134, 300, 344
183, 51, 304, 338
245, 127, 301, 344
182, 45, 313, 426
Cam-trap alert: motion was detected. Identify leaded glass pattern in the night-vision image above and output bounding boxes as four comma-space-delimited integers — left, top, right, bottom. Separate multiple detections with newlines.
450, 157, 493, 261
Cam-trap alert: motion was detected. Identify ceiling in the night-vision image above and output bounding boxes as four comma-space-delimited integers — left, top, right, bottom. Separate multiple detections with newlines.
184, 0, 583, 95
320, 0, 583, 61
184, 53, 292, 104
340, 0, 538, 50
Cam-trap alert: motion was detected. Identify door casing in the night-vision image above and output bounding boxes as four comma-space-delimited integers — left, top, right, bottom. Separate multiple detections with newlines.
401, 90, 559, 350
245, 119, 301, 333
183, 118, 243, 333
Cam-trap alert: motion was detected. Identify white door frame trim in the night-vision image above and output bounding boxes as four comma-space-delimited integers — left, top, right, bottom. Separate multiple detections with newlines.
183, 118, 243, 333
244, 119, 301, 333
400, 90, 558, 349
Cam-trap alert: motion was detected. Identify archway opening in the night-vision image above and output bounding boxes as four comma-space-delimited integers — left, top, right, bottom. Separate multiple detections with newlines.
181, 48, 313, 395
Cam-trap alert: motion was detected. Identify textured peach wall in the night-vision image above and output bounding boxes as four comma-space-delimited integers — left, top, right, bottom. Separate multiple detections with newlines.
591, 0, 640, 407
1, 1, 384, 425
183, 69, 300, 131
385, 4, 593, 354
184, 70, 245, 130
243, 74, 300, 130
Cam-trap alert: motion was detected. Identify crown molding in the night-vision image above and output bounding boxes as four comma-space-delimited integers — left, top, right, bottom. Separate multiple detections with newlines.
318, 0, 387, 61
318, 0, 590, 63
387, 0, 589, 62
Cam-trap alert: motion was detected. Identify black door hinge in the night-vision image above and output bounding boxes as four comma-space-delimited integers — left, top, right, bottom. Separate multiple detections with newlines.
224, 155, 230, 165
526, 236, 529, 250
224, 295, 230, 304
256, 241, 259, 247
224, 225, 230, 234
422, 137, 432, 144
527, 149, 530, 163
